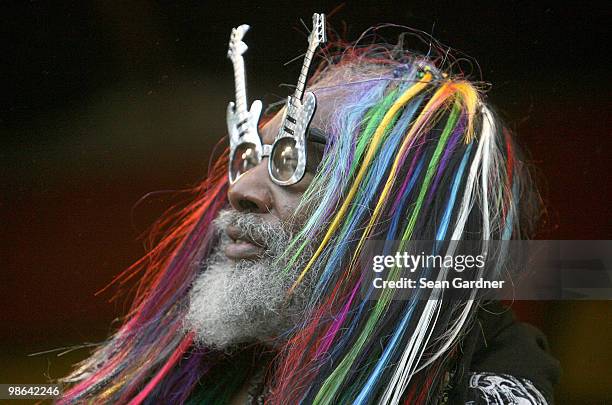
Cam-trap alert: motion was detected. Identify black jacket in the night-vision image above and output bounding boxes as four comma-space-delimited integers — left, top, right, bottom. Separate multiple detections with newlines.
448, 302, 561, 404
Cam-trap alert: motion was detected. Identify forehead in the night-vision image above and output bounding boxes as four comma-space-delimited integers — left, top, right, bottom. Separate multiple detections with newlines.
259, 87, 348, 144
258, 63, 396, 144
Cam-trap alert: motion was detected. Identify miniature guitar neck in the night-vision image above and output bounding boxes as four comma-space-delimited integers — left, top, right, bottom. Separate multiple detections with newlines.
292, 14, 325, 102
293, 39, 318, 102
228, 25, 250, 117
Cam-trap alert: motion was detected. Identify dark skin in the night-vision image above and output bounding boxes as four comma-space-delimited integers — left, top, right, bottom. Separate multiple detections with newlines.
224, 89, 344, 404
224, 89, 341, 261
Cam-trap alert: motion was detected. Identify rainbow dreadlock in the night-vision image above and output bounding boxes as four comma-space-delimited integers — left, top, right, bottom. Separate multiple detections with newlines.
60, 38, 536, 405
268, 43, 534, 404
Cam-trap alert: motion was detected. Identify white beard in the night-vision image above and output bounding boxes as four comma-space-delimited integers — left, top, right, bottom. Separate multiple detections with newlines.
183, 209, 315, 350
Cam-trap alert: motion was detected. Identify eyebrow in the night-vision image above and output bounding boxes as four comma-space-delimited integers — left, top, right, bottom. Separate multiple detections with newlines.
308, 127, 327, 144
260, 126, 327, 147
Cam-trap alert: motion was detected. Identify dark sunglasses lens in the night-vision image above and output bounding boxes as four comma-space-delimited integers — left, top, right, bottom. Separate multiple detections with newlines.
270, 138, 298, 182
230, 143, 259, 182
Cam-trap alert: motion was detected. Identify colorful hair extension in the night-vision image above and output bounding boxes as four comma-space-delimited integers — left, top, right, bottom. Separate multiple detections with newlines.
59, 153, 230, 403
268, 46, 532, 404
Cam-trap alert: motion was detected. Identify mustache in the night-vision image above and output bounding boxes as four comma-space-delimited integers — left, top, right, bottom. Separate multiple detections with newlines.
212, 209, 293, 254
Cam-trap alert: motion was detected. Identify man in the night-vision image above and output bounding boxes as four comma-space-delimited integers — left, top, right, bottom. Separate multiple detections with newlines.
60, 21, 559, 404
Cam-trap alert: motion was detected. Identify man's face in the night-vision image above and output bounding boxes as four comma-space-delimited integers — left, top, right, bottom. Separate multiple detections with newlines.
184, 88, 342, 349
220, 85, 347, 260
222, 110, 319, 260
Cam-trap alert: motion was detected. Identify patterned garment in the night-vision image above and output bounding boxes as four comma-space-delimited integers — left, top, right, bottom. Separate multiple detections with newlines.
466, 372, 548, 405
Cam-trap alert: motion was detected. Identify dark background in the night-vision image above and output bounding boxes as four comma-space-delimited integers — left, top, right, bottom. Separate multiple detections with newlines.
1, 1, 610, 403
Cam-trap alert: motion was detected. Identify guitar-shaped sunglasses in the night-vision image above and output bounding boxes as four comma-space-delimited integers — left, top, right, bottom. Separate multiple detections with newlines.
226, 24, 263, 184
226, 14, 327, 186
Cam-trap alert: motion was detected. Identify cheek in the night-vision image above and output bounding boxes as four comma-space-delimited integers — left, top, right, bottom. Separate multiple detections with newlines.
270, 173, 314, 220
273, 191, 305, 220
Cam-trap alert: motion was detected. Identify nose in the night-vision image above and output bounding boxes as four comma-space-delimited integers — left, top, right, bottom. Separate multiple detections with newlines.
227, 159, 274, 214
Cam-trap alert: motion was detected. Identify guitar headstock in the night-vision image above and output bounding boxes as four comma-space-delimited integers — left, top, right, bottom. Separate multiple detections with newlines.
309, 13, 326, 48
227, 24, 250, 62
